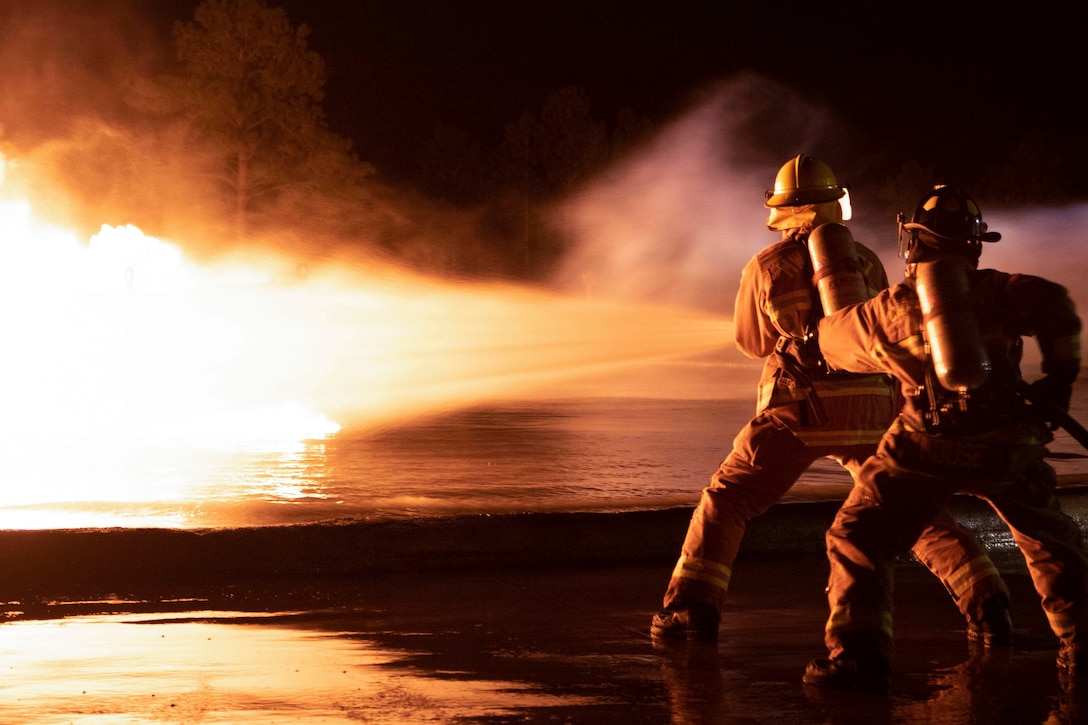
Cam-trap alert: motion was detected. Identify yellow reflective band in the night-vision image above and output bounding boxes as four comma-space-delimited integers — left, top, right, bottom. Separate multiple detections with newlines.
794, 429, 884, 446
813, 383, 893, 398
827, 603, 893, 637
900, 336, 927, 357
768, 287, 813, 315
1047, 609, 1079, 640
944, 556, 1000, 599
672, 555, 732, 593
757, 379, 775, 411
767, 383, 889, 403
767, 303, 815, 331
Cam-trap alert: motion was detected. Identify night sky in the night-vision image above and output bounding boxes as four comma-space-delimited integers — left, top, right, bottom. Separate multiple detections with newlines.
137, 1, 1087, 193
0, 0, 1083, 200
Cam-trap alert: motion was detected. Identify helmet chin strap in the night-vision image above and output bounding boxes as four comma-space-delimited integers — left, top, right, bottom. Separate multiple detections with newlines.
897, 211, 910, 259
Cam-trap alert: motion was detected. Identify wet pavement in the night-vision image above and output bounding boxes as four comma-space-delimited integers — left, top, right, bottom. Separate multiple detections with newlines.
4, 491, 1088, 723
3, 556, 1086, 723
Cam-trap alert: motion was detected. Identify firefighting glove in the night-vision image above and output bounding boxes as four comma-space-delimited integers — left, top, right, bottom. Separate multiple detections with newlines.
1026, 374, 1074, 430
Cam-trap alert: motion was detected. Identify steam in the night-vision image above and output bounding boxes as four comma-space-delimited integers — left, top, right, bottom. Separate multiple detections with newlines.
551, 73, 846, 312
0, 0, 160, 140
984, 205, 1088, 301
552, 73, 1088, 339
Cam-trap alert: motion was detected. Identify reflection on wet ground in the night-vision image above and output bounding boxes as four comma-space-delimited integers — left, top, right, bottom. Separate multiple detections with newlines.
3, 552, 1087, 723
0, 611, 594, 722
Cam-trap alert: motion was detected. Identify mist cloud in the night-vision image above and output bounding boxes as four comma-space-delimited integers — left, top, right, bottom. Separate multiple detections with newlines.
550, 72, 1088, 328
550, 73, 852, 312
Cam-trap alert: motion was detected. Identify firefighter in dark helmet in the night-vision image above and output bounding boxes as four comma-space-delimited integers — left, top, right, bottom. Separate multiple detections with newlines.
651, 157, 1011, 646
803, 184, 1088, 693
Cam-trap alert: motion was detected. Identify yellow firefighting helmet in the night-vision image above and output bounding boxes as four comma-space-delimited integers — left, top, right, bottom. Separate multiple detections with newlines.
764, 154, 846, 207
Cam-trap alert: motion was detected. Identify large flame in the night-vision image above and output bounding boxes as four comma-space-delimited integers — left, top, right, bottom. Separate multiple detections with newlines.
0, 153, 730, 524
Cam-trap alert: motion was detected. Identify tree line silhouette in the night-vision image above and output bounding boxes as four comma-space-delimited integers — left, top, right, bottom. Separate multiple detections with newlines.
14, 0, 1081, 283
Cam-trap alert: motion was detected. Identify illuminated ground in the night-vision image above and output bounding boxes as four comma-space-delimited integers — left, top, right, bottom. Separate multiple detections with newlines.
0, 556, 1080, 722
1, 489, 1087, 722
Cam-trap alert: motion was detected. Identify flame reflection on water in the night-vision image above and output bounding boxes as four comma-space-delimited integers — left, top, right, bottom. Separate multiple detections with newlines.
0, 395, 752, 530
0, 161, 730, 530
3, 380, 1085, 531
0, 612, 592, 722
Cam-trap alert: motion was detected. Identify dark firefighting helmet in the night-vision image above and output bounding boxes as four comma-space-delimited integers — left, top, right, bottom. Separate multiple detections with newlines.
902, 185, 1000, 243
898, 185, 1000, 259
764, 154, 846, 207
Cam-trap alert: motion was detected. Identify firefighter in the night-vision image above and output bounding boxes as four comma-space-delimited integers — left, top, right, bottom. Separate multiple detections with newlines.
651, 157, 1011, 646
803, 184, 1088, 693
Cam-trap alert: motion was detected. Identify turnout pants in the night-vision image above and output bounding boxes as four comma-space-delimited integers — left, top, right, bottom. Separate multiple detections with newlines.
663, 414, 1008, 622
824, 435, 1088, 660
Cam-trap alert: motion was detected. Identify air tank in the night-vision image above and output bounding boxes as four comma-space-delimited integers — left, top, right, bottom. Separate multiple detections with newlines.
808, 222, 869, 314
914, 256, 992, 391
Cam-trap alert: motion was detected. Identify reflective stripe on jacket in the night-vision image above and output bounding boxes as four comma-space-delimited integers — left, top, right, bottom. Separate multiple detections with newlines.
735, 233, 894, 446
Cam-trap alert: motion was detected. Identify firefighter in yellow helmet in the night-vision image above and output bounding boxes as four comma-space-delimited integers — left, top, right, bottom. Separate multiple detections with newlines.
651, 157, 1011, 647
803, 185, 1088, 692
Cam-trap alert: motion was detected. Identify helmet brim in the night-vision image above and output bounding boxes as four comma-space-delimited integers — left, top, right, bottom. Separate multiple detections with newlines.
764, 187, 845, 207
902, 222, 1001, 243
